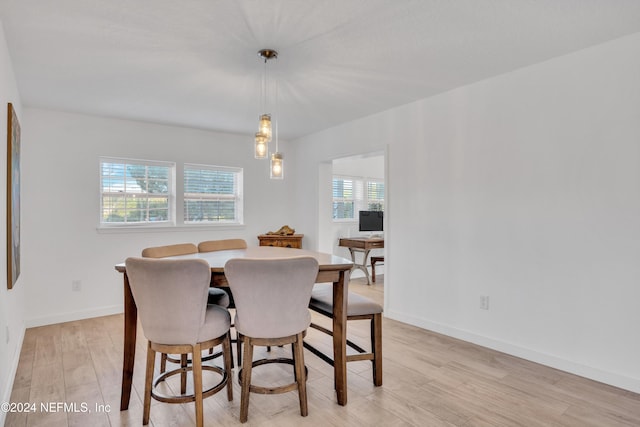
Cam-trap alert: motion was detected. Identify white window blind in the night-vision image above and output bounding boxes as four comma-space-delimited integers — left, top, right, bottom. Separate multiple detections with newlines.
366, 180, 385, 211
333, 176, 384, 220
184, 164, 243, 224
100, 158, 174, 225
333, 177, 355, 219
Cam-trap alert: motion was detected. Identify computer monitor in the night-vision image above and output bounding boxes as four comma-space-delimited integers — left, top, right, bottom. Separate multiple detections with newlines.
359, 210, 383, 232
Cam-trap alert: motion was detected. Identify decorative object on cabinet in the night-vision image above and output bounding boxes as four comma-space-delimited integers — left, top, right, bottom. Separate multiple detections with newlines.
267, 224, 295, 235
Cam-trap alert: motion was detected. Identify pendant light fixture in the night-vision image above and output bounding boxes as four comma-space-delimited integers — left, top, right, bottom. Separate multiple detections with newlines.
270, 76, 284, 179
254, 49, 277, 159
270, 152, 284, 179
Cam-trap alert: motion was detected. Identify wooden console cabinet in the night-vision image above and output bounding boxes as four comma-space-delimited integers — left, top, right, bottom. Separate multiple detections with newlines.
257, 234, 304, 249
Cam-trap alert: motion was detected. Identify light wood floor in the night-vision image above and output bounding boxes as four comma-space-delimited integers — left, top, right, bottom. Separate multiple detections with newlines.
6, 275, 640, 427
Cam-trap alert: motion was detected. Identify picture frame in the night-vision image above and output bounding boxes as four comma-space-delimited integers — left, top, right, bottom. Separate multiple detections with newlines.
7, 103, 21, 289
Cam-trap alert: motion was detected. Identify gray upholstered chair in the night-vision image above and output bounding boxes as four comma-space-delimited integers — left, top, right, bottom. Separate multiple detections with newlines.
197, 238, 247, 308
306, 283, 383, 386
142, 243, 230, 372
198, 239, 248, 357
125, 257, 233, 427
224, 257, 319, 423
142, 243, 230, 307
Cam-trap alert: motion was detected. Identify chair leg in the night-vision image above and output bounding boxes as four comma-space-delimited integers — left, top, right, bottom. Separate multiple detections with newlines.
293, 333, 308, 417
240, 337, 254, 423
228, 331, 235, 370
223, 331, 234, 401
180, 353, 188, 395
160, 352, 167, 374
236, 332, 243, 367
143, 342, 155, 425
192, 343, 204, 427
372, 313, 383, 386
291, 344, 297, 382
371, 259, 376, 283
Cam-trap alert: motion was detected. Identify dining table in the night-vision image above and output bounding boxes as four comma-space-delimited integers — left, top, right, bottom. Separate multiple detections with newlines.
114, 246, 354, 409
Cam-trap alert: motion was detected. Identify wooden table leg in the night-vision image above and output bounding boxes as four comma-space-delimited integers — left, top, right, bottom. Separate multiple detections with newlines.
332, 270, 349, 405
120, 272, 137, 410
348, 247, 372, 285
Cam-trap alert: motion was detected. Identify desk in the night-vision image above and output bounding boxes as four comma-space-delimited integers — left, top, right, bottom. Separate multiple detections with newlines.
338, 237, 384, 285
115, 246, 353, 408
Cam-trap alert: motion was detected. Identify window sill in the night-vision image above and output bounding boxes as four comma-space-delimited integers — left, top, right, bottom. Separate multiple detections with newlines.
96, 223, 245, 234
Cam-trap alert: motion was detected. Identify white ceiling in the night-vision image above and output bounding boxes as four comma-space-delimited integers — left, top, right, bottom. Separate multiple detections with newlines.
2, 0, 640, 140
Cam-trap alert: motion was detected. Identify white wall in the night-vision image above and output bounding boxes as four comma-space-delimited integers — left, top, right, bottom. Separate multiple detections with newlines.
21, 108, 296, 327
0, 19, 27, 424
294, 32, 640, 392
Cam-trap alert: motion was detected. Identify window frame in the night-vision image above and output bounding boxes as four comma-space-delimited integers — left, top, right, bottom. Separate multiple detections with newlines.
183, 163, 244, 226
332, 176, 357, 222
99, 157, 176, 228
332, 175, 385, 222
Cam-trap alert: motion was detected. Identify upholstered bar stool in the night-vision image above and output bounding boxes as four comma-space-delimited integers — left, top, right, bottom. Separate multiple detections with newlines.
198, 239, 248, 358
224, 257, 319, 423
142, 243, 231, 373
306, 283, 383, 386
197, 239, 247, 307
125, 257, 233, 427
142, 243, 230, 307
198, 238, 247, 253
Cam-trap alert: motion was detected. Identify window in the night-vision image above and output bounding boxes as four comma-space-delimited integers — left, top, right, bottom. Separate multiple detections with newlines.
366, 180, 385, 211
333, 178, 355, 220
184, 164, 243, 224
100, 158, 175, 226
332, 176, 384, 220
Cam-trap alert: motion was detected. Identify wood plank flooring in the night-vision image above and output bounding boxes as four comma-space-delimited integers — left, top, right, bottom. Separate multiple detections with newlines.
5, 275, 640, 426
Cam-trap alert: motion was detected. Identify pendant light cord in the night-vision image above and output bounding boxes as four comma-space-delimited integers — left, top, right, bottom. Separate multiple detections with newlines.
262, 59, 267, 113
275, 65, 279, 152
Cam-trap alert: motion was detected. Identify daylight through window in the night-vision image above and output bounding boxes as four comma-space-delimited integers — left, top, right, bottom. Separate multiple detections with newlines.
100, 158, 174, 225
184, 164, 243, 224
332, 176, 384, 220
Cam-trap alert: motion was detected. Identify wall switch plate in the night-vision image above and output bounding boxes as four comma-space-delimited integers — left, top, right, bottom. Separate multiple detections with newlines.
480, 295, 490, 310
5, 325, 9, 344
72, 280, 82, 292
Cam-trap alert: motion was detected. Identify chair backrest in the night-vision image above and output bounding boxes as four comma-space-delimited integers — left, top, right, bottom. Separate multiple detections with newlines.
141, 243, 198, 258
224, 257, 319, 338
125, 257, 211, 344
198, 239, 247, 253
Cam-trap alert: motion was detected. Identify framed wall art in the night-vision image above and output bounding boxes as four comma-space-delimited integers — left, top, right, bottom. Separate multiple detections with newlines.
7, 102, 20, 289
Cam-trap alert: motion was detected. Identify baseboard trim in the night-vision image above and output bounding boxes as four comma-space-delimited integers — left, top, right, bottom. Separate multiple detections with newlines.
386, 309, 640, 394
0, 325, 26, 427
26, 305, 123, 328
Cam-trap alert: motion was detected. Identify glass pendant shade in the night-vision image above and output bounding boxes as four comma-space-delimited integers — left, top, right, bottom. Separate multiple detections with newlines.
258, 114, 272, 142
270, 152, 284, 179
254, 132, 268, 159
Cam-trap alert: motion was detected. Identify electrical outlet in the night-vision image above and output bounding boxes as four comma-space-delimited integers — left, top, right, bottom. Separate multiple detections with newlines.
72, 280, 82, 292
480, 295, 490, 310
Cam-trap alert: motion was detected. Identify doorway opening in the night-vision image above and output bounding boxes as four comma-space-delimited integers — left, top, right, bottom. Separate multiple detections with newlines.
329, 151, 386, 303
